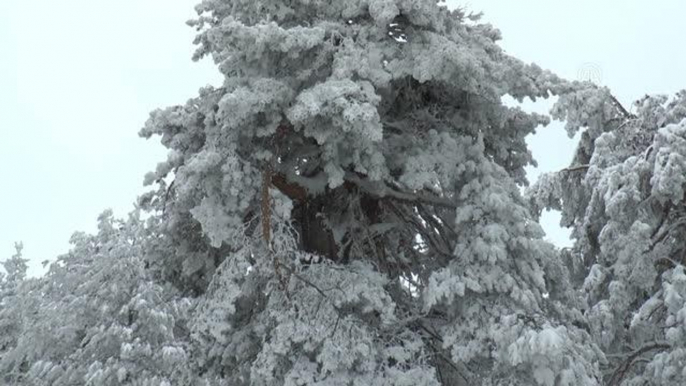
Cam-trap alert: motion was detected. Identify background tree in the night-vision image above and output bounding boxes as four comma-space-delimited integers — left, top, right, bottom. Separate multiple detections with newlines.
0, 242, 33, 382
138, 0, 606, 384
528, 86, 686, 384
0, 211, 194, 385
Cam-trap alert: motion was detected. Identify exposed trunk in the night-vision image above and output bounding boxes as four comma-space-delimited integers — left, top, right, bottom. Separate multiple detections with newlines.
293, 195, 338, 261
271, 171, 385, 265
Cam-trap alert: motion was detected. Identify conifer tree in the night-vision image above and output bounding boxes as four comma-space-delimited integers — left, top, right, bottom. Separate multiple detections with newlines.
528, 90, 686, 385
0, 211, 193, 385
13, 1, 686, 385
138, 1, 607, 384
0, 243, 32, 382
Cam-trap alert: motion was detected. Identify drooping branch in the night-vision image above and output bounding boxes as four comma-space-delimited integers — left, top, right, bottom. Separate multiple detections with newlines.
385, 201, 453, 259
416, 204, 454, 252
268, 169, 457, 210
648, 217, 686, 257
607, 342, 670, 386
646, 202, 673, 254
560, 164, 590, 173
344, 172, 457, 209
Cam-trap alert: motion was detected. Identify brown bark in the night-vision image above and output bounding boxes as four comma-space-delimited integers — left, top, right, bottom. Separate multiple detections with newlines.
269, 171, 383, 264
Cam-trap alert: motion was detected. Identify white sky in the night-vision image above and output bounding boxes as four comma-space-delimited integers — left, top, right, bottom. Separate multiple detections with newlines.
2, 1, 686, 276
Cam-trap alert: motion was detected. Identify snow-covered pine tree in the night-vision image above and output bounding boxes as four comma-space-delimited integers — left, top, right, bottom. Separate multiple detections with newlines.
0, 243, 32, 383
138, 0, 606, 384
0, 210, 193, 385
528, 90, 686, 385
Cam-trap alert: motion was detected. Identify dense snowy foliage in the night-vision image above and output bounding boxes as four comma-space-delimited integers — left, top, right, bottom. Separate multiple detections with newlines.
1, 0, 685, 385
0, 211, 193, 385
528, 91, 686, 385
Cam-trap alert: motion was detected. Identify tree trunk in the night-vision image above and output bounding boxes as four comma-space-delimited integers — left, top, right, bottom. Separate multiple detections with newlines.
293, 195, 338, 261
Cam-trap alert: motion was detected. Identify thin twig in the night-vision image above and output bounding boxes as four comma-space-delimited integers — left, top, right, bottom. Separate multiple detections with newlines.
649, 217, 686, 254
280, 265, 329, 298
609, 94, 637, 119
645, 301, 664, 323
417, 204, 453, 252
386, 201, 452, 259
650, 203, 672, 240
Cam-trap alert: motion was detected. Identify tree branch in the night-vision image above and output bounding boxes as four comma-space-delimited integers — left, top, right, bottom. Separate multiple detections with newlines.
280, 264, 330, 299
607, 342, 670, 386
344, 172, 457, 209
385, 201, 453, 259
560, 164, 590, 173
609, 94, 637, 120
271, 172, 308, 201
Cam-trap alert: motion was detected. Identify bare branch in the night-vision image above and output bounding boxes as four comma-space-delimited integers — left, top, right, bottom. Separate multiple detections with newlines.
161, 166, 179, 216
417, 204, 453, 251
280, 265, 329, 299
609, 93, 637, 119
560, 165, 590, 173
385, 201, 453, 259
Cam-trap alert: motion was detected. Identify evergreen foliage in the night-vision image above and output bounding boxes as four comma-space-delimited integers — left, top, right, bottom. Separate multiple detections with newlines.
528, 91, 686, 385
2, 1, 685, 385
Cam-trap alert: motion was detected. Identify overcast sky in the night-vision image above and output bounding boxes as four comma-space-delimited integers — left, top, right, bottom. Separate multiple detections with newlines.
2, 1, 686, 277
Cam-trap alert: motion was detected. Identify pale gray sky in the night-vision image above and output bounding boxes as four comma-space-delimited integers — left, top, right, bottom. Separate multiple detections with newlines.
2, 1, 685, 276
